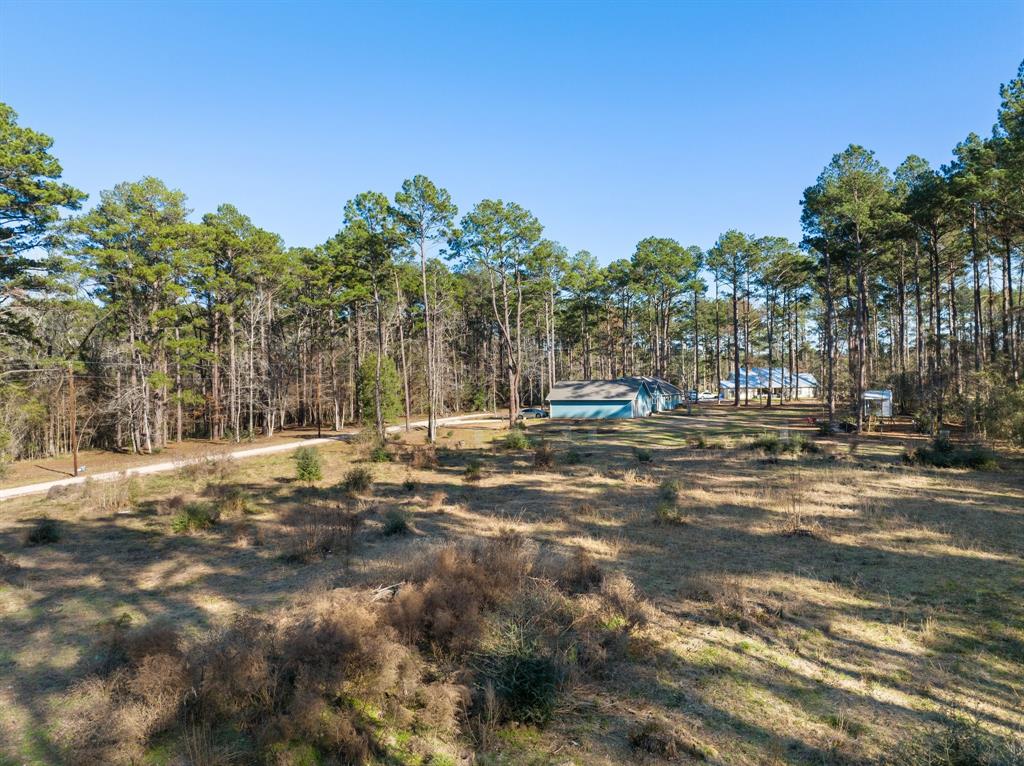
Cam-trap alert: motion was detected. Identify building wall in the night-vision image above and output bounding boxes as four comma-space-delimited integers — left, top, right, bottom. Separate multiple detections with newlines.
635, 387, 654, 416
550, 400, 635, 419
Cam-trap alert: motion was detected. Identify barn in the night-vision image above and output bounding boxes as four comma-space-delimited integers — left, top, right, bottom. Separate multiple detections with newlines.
547, 379, 655, 419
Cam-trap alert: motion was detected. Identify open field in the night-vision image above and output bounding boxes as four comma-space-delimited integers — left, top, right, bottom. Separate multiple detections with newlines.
1, 402, 1022, 765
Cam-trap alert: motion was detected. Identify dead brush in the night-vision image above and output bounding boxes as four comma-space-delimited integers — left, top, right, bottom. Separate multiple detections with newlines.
176, 452, 237, 482
96, 475, 140, 514
629, 717, 716, 761
284, 501, 362, 563
411, 445, 439, 470
772, 477, 826, 539
62, 594, 447, 766
680, 573, 782, 633
386, 532, 534, 654
533, 441, 556, 470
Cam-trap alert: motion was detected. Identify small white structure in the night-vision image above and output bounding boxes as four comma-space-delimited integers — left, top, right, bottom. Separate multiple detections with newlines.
863, 390, 893, 418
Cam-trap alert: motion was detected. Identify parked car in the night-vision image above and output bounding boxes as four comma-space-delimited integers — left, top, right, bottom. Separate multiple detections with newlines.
697, 391, 718, 401
517, 407, 548, 419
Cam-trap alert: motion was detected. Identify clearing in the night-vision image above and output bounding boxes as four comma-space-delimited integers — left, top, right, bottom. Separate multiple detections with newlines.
1, 402, 1021, 765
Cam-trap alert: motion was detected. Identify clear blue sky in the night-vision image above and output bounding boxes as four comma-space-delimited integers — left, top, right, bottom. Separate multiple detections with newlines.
2, 1, 1022, 263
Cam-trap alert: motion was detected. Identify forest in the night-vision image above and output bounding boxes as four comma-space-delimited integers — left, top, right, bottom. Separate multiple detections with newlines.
2, 61, 1024, 468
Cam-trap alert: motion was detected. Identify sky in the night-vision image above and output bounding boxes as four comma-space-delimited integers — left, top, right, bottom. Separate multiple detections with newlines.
1, 0, 1022, 264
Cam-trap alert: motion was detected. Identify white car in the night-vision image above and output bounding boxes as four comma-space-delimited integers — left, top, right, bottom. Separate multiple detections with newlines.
697, 392, 718, 401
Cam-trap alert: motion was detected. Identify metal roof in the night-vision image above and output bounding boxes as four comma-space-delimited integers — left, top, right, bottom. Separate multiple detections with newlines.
719, 367, 818, 389
546, 379, 648, 401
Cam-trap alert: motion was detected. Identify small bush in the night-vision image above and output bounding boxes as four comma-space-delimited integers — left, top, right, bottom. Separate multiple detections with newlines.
502, 428, 531, 451
171, 503, 218, 534
293, 446, 323, 484
369, 443, 392, 463
402, 473, 418, 492
213, 485, 253, 516
634, 447, 653, 463
177, 452, 236, 482
904, 438, 998, 470
654, 499, 685, 525
477, 624, 561, 726
658, 479, 682, 502
559, 548, 603, 593
340, 466, 374, 493
562, 448, 584, 465
382, 509, 412, 536
749, 432, 818, 456
285, 502, 360, 561
629, 719, 715, 761
411, 445, 438, 469
24, 517, 60, 546
463, 459, 483, 482
533, 441, 555, 469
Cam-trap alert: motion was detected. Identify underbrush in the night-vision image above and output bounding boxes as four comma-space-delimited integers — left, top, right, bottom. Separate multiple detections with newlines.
340, 466, 374, 493
885, 717, 1024, 765
59, 531, 657, 764
501, 428, 531, 451
903, 437, 998, 470
749, 432, 819, 456
176, 452, 236, 482
533, 441, 555, 469
170, 503, 218, 534
24, 516, 61, 545
284, 502, 362, 562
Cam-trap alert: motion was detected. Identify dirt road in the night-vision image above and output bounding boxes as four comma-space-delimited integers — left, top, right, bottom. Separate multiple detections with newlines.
0, 413, 496, 501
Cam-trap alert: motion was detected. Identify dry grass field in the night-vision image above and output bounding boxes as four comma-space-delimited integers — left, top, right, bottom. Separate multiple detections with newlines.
1, 403, 1022, 765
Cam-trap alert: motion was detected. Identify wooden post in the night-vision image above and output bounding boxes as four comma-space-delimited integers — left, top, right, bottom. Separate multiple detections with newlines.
68, 363, 79, 476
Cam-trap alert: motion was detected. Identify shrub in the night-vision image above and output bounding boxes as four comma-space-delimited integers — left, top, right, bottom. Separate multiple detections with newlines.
386, 534, 533, 653
502, 428, 531, 451
171, 503, 218, 534
97, 475, 140, 514
382, 509, 412, 536
177, 452, 236, 482
658, 479, 682, 503
402, 473, 418, 492
463, 459, 483, 482
562, 448, 584, 465
634, 447, 653, 463
750, 432, 818, 456
904, 438, 998, 470
24, 517, 60, 546
411, 445, 438, 469
293, 446, 323, 484
654, 499, 685, 525
285, 502, 360, 562
533, 441, 555, 469
559, 548, 603, 593
213, 485, 253, 516
476, 623, 561, 726
369, 443, 392, 463
340, 466, 374, 493
629, 719, 715, 761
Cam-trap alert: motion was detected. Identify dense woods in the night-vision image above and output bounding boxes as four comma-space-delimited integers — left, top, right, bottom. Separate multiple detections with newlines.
2, 61, 1024, 466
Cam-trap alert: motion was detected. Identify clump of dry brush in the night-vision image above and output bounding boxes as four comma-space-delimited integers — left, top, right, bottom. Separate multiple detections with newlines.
58, 532, 656, 765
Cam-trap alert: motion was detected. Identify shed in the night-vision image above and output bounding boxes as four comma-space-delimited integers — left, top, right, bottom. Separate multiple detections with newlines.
863, 389, 893, 418
546, 379, 654, 419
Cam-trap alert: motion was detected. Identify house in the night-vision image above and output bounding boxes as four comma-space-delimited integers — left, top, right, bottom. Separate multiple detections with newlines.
632, 376, 684, 411
546, 379, 655, 419
719, 368, 819, 400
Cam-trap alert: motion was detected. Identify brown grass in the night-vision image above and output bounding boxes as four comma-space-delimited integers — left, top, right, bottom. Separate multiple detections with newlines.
2, 402, 1022, 765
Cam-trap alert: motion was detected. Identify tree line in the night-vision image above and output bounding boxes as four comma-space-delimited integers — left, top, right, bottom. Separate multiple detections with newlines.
2, 61, 1023, 465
